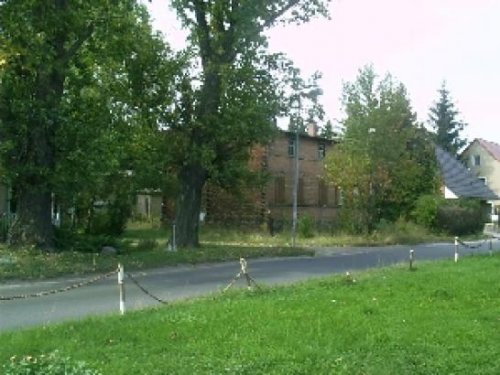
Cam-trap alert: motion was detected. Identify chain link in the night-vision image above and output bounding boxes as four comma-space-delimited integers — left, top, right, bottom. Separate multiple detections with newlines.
0, 269, 118, 301
125, 272, 168, 305
457, 238, 489, 249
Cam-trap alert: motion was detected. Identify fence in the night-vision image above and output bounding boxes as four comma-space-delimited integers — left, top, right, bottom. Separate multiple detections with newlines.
0, 264, 168, 314
1, 236, 498, 316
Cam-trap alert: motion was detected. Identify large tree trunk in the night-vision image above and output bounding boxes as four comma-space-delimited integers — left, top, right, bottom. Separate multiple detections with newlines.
8, 187, 54, 250
175, 164, 207, 248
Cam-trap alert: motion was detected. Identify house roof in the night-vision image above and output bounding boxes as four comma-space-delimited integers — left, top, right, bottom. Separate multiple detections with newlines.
435, 145, 498, 200
477, 138, 500, 162
461, 138, 500, 162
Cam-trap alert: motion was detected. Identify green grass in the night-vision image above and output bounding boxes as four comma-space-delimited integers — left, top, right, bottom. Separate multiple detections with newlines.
0, 219, 476, 281
2, 254, 500, 374
0, 243, 311, 281
200, 220, 453, 247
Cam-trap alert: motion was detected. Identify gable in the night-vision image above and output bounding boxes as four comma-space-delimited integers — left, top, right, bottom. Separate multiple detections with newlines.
435, 146, 498, 200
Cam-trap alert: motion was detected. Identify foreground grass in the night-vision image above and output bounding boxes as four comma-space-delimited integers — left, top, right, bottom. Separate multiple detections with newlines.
2, 254, 500, 374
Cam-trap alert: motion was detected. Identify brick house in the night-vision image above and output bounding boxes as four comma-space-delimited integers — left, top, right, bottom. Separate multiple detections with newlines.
203, 126, 339, 229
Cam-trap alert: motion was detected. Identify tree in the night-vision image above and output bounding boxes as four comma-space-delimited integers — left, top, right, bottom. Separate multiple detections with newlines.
286, 71, 325, 134
0, 1, 178, 248
319, 120, 338, 140
325, 66, 437, 233
168, 0, 331, 248
428, 81, 467, 155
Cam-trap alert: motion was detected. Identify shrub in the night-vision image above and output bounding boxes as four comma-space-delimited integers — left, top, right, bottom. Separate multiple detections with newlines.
55, 227, 118, 253
412, 194, 443, 229
298, 215, 315, 238
413, 196, 487, 236
135, 239, 159, 251
3, 351, 101, 375
435, 199, 486, 235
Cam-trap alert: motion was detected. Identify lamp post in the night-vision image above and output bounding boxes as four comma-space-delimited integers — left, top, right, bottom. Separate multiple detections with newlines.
291, 87, 323, 248
291, 123, 299, 248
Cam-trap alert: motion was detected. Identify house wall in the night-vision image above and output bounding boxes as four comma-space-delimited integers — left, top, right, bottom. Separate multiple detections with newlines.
462, 141, 500, 211
139, 131, 340, 229
265, 132, 338, 225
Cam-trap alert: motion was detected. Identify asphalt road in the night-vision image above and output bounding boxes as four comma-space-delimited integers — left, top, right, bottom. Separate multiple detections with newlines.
1, 238, 499, 332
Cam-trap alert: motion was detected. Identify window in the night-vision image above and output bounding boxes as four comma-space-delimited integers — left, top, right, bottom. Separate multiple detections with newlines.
288, 138, 296, 157
274, 176, 285, 204
318, 143, 326, 160
318, 179, 328, 206
473, 154, 481, 166
478, 177, 487, 185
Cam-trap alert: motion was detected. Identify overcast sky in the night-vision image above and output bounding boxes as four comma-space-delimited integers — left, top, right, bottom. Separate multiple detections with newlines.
145, 0, 500, 144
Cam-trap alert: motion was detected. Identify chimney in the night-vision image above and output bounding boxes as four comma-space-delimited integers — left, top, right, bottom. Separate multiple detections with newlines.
307, 122, 317, 137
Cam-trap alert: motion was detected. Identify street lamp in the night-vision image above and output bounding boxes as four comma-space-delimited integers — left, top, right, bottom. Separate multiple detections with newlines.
291, 87, 323, 248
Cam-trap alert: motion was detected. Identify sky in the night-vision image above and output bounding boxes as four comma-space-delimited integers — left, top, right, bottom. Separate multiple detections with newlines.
144, 0, 500, 144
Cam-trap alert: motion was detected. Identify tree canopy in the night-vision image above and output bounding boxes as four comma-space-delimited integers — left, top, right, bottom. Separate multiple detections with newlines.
0, 0, 179, 248
428, 81, 467, 155
168, 0, 331, 247
325, 66, 438, 233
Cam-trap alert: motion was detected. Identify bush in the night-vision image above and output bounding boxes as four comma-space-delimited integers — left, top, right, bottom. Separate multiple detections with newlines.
372, 218, 435, 245
412, 194, 443, 228
135, 239, 159, 251
3, 351, 101, 375
55, 227, 118, 253
435, 199, 486, 235
298, 215, 315, 238
413, 196, 487, 236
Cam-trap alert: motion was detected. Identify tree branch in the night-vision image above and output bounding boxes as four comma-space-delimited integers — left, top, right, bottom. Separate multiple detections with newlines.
193, 0, 211, 66
262, 0, 301, 29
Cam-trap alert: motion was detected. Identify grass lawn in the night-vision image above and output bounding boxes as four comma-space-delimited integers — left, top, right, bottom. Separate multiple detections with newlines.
2, 254, 500, 374
0, 219, 478, 281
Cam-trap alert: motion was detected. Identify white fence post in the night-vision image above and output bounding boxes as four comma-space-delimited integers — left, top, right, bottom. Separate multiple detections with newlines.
409, 249, 415, 270
454, 237, 459, 263
118, 263, 125, 315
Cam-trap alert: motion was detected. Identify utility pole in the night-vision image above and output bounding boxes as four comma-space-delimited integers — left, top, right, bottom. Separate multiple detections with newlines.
291, 124, 299, 248
290, 87, 323, 248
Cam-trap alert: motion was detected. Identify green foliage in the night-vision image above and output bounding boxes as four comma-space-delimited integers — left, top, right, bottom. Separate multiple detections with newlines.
135, 239, 159, 251
3, 351, 101, 375
429, 81, 467, 155
168, 0, 331, 247
325, 66, 438, 233
298, 215, 315, 238
412, 194, 443, 228
0, 0, 179, 248
3, 255, 500, 373
413, 196, 486, 235
372, 217, 435, 245
435, 199, 487, 235
319, 119, 338, 140
54, 228, 118, 253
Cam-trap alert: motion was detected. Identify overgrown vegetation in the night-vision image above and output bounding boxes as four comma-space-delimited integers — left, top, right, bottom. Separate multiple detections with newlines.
325, 66, 438, 234
2, 254, 500, 373
413, 195, 488, 235
1, 219, 460, 281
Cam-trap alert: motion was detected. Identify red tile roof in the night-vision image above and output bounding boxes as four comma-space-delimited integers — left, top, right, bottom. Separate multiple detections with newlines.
477, 139, 500, 162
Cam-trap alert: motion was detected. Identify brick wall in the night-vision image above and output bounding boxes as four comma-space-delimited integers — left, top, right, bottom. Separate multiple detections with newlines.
203, 130, 340, 227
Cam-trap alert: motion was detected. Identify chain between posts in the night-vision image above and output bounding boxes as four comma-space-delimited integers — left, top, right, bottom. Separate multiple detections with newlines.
223, 258, 260, 292
0, 269, 118, 301
125, 271, 168, 305
456, 237, 490, 249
